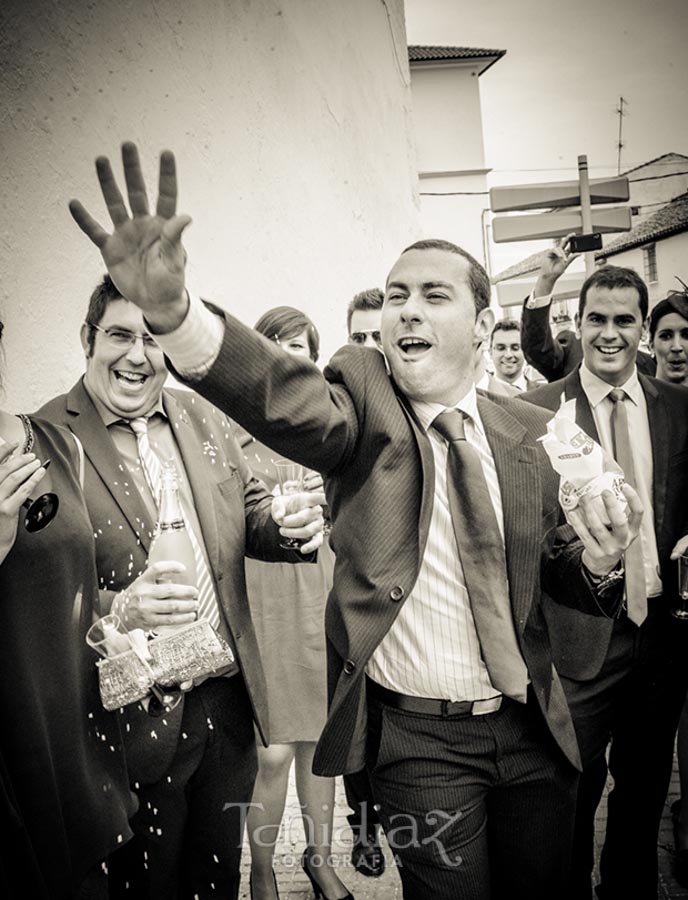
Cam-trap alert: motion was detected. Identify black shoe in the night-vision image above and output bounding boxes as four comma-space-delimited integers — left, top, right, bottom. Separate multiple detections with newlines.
350, 831, 385, 878
301, 850, 354, 900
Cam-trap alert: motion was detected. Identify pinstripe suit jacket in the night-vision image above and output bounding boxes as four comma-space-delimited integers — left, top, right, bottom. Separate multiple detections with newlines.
179, 309, 615, 776
39, 379, 291, 784
521, 368, 688, 680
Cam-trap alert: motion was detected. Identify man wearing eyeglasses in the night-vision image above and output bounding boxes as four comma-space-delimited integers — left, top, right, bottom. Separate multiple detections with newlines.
347, 287, 383, 350
39, 274, 326, 900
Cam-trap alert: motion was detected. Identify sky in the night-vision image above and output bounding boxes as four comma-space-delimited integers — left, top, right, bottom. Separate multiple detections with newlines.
404, 0, 688, 272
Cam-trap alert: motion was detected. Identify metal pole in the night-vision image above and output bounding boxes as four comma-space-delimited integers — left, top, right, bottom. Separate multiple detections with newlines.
616, 96, 625, 175
578, 154, 595, 277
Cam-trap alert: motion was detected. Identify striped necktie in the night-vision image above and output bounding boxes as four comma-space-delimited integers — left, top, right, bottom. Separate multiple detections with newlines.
129, 416, 221, 630
433, 409, 528, 701
608, 389, 647, 626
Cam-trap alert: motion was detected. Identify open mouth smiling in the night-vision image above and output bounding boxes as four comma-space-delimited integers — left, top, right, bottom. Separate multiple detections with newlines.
114, 370, 149, 385
595, 346, 624, 356
397, 336, 432, 357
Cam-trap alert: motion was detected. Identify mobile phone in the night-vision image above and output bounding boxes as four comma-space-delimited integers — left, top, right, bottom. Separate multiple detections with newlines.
566, 233, 603, 254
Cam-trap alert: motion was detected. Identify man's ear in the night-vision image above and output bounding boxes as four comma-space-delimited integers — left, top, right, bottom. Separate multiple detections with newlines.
641, 317, 650, 346
574, 312, 581, 340
475, 308, 495, 347
79, 322, 91, 356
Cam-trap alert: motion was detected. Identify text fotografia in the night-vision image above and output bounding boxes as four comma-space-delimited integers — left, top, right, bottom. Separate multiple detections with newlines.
223, 802, 465, 867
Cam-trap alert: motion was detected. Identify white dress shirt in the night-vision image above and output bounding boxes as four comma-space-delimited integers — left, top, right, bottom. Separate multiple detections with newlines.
578, 363, 662, 598
366, 390, 510, 701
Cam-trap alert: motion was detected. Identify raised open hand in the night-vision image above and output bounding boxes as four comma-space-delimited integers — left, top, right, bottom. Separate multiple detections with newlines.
69, 142, 191, 333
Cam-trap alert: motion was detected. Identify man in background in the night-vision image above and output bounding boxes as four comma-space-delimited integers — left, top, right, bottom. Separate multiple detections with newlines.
521, 236, 655, 381
347, 287, 383, 351
478, 319, 543, 396
522, 264, 688, 900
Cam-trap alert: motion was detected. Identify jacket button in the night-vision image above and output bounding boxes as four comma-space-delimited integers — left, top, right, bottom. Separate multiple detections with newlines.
390, 586, 404, 602
343, 659, 356, 675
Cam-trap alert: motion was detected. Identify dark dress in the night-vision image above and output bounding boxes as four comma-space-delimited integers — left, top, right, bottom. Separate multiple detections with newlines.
241, 432, 332, 743
0, 418, 136, 899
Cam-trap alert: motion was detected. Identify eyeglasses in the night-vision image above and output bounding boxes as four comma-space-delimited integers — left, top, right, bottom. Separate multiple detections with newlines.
88, 322, 160, 350
348, 330, 382, 347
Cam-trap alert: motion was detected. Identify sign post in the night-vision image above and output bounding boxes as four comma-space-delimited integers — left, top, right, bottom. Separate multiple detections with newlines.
577, 155, 595, 276
489, 161, 631, 250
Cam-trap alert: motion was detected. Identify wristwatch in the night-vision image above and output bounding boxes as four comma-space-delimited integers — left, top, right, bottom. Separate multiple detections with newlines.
582, 561, 626, 617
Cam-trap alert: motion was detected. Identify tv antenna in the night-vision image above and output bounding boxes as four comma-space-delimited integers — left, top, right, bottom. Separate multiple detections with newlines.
616, 96, 627, 175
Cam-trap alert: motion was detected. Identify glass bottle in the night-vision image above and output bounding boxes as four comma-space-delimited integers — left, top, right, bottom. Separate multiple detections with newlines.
147, 460, 197, 635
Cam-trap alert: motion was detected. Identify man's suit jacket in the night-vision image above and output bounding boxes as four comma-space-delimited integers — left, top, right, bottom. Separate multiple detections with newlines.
520, 301, 656, 382
173, 310, 619, 777
39, 379, 291, 783
521, 369, 688, 680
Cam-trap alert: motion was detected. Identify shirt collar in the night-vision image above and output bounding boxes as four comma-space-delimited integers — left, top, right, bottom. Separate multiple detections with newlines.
83, 380, 167, 427
411, 385, 485, 437
579, 362, 642, 409
494, 371, 527, 391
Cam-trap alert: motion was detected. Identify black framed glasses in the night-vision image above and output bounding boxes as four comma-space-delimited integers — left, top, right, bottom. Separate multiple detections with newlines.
88, 322, 160, 350
349, 329, 382, 347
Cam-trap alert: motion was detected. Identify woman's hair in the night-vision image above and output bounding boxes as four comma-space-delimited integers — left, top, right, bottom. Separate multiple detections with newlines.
254, 306, 320, 363
648, 294, 688, 341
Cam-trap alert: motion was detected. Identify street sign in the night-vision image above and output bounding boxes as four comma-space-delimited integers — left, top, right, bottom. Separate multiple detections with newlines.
492, 206, 632, 243
490, 176, 629, 212
495, 273, 585, 308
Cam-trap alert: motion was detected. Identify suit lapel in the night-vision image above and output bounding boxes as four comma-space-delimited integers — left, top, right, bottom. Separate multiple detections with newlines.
478, 397, 541, 633
163, 391, 220, 578
392, 385, 436, 567
641, 375, 667, 541
67, 380, 155, 552
564, 370, 600, 443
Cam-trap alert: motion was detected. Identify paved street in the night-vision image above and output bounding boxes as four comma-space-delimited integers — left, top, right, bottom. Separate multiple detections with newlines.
238, 749, 687, 899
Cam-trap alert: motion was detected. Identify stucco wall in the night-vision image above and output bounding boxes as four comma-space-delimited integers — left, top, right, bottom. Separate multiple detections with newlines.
410, 63, 491, 269
606, 233, 688, 308
410, 63, 485, 175
0, 0, 420, 412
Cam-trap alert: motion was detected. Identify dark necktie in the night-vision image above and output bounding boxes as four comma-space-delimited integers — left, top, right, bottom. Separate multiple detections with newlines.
432, 409, 528, 701
608, 390, 647, 625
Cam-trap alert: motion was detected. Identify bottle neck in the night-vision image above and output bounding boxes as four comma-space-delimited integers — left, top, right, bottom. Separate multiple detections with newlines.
157, 466, 185, 529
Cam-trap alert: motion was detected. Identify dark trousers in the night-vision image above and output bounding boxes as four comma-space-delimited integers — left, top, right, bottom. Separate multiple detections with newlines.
109, 676, 257, 900
366, 688, 578, 900
343, 768, 381, 834
561, 608, 688, 900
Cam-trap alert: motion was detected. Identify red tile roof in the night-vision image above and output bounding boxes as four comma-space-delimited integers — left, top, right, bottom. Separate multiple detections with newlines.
598, 192, 688, 258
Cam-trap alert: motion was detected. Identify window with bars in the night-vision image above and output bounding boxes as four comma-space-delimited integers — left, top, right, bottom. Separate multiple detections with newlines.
643, 244, 658, 283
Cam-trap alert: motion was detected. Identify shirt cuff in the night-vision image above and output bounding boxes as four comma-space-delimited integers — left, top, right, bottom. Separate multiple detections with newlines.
152, 293, 225, 381
525, 290, 553, 311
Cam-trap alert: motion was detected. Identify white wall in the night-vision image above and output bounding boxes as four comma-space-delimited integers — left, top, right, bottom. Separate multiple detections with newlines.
606, 232, 688, 308
0, 0, 420, 412
410, 63, 486, 174
410, 61, 491, 268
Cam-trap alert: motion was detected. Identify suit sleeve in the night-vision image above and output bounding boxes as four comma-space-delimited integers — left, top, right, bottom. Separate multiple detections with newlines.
521, 299, 567, 383
171, 306, 362, 476
542, 522, 624, 618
